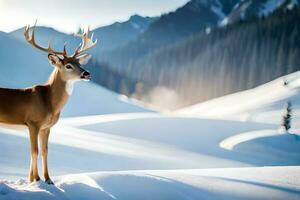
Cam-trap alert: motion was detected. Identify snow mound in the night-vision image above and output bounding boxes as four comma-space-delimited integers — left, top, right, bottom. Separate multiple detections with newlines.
220, 129, 300, 165
1, 167, 300, 200
220, 129, 277, 150
177, 71, 300, 127
2, 112, 299, 180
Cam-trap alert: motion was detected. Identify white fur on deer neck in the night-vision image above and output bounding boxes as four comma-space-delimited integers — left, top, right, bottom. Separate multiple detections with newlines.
66, 80, 74, 96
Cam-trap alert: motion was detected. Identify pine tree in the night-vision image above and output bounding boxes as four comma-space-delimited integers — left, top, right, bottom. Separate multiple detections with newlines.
282, 101, 292, 133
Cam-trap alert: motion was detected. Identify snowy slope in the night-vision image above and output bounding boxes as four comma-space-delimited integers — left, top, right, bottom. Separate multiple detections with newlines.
1, 166, 299, 200
177, 71, 300, 127
0, 31, 51, 88
62, 82, 149, 117
0, 81, 299, 199
0, 115, 269, 179
1, 112, 299, 180
1, 30, 300, 200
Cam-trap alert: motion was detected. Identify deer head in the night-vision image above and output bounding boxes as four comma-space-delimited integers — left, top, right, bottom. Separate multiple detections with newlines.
24, 23, 97, 82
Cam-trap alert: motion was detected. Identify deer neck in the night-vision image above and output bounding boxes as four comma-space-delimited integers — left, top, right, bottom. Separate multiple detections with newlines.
47, 68, 70, 115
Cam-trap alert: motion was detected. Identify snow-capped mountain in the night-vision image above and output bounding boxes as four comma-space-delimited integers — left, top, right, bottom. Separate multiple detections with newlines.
186, 0, 238, 21
221, 0, 299, 26
98, 0, 239, 70
92, 14, 157, 51
10, 26, 80, 56
181, 0, 300, 27
9, 14, 157, 53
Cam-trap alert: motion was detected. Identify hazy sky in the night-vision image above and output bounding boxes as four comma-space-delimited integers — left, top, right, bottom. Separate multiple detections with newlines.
0, 0, 189, 33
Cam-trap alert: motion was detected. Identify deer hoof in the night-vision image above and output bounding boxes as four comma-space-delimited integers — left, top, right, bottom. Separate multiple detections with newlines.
34, 176, 41, 182
45, 179, 54, 185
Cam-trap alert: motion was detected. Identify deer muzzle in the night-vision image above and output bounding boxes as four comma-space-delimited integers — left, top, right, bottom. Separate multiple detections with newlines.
80, 71, 91, 80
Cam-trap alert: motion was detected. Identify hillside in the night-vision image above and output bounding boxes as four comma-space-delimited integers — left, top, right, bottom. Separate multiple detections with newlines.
2, 1, 300, 200
221, 0, 299, 25
92, 15, 157, 51
7, 1, 299, 111
0, 31, 50, 88
1, 44, 299, 199
10, 15, 156, 54
82, 0, 299, 110
98, 0, 238, 69
178, 71, 300, 127
98, 0, 298, 70
111, 4, 300, 109
1, 167, 300, 200
0, 77, 299, 199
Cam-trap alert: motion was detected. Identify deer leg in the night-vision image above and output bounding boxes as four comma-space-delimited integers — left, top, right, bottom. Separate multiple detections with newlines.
39, 128, 53, 184
28, 125, 40, 182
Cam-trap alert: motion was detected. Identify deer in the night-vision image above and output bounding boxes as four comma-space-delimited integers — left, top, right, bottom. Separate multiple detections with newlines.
0, 23, 97, 184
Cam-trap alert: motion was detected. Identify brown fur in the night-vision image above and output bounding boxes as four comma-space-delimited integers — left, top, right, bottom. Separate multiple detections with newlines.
6, 24, 96, 184
0, 68, 70, 183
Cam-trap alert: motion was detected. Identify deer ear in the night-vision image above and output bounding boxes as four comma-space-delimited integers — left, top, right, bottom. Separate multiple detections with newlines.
78, 54, 92, 65
48, 54, 62, 66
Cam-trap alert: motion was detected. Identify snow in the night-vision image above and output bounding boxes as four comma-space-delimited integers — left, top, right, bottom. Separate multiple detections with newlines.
130, 22, 141, 31
240, 1, 252, 20
177, 71, 300, 127
1, 31, 300, 199
1, 167, 300, 200
219, 0, 251, 26
62, 82, 150, 117
221, 0, 291, 27
259, 0, 286, 16
205, 27, 211, 34
211, 0, 226, 20
189, 0, 227, 22
220, 17, 229, 26
220, 129, 277, 150
287, 0, 299, 10
0, 111, 299, 199
220, 128, 300, 165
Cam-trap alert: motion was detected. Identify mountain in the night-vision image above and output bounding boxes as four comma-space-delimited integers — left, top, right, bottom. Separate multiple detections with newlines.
10, 26, 81, 55
221, 0, 299, 25
98, 0, 239, 69
6, 0, 300, 110
139, 4, 300, 107
92, 3, 300, 109
92, 14, 157, 51
98, 0, 299, 70
0, 31, 51, 88
9, 14, 157, 54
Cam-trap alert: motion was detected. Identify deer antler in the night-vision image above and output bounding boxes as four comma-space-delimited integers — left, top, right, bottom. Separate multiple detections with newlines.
24, 21, 68, 56
72, 27, 97, 58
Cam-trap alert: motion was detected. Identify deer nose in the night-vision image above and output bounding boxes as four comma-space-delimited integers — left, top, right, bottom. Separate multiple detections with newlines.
81, 71, 91, 80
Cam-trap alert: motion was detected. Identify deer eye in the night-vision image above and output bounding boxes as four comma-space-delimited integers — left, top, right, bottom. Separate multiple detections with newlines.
65, 64, 73, 70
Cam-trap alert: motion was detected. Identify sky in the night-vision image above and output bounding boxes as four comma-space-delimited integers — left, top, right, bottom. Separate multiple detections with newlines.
0, 0, 189, 33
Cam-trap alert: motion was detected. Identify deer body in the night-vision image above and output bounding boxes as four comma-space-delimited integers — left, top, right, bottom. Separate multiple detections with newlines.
0, 70, 67, 127
0, 23, 97, 184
